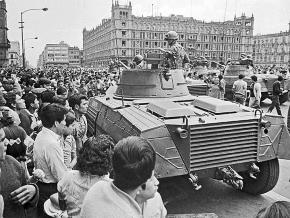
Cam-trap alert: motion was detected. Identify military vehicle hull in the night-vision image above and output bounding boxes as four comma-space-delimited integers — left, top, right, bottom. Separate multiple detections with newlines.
224, 65, 289, 104
87, 69, 290, 194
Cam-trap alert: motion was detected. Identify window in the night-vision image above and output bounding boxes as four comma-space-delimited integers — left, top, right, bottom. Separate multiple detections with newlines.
122, 31, 126, 37
122, 40, 126, 46
122, 22, 126, 27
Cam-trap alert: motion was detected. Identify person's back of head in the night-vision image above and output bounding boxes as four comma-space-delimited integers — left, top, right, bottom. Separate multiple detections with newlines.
40, 90, 55, 104
23, 92, 37, 109
238, 74, 245, 80
256, 201, 290, 218
76, 135, 114, 176
56, 86, 67, 96
251, 75, 258, 82
112, 136, 156, 191
278, 75, 284, 81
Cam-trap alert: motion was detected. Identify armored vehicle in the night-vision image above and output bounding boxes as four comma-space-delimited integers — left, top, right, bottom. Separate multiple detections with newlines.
224, 64, 289, 103
87, 68, 290, 194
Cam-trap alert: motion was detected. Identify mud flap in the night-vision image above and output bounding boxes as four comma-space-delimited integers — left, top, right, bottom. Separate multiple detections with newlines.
277, 123, 290, 160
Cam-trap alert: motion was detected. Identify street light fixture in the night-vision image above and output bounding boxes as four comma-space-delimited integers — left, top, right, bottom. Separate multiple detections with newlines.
24, 36, 38, 41
20, 8, 48, 69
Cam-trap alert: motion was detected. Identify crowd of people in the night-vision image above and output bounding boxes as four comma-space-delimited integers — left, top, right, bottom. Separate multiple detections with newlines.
0, 67, 167, 218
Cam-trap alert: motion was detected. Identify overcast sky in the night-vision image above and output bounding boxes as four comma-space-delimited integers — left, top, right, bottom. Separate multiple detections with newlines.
7, 0, 290, 67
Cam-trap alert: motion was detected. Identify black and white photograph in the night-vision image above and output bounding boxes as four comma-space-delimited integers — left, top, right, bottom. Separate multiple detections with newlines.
0, 0, 290, 217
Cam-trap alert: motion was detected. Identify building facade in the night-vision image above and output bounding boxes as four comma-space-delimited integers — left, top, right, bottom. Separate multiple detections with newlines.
253, 24, 290, 68
38, 42, 82, 68
0, 0, 9, 67
83, 1, 254, 67
68, 46, 81, 68
8, 41, 20, 66
41, 41, 69, 68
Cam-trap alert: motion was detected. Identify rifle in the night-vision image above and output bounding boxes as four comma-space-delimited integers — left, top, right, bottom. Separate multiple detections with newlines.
118, 61, 130, 70
157, 47, 172, 55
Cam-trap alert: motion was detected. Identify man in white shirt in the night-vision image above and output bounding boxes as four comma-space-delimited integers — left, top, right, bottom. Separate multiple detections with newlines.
81, 136, 167, 218
232, 74, 248, 105
33, 103, 68, 218
249, 75, 262, 108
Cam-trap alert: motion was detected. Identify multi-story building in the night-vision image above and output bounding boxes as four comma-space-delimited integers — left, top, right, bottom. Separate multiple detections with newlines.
79, 50, 84, 67
38, 43, 83, 69
42, 41, 69, 68
253, 23, 290, 68
0, 0, 10, 67
8, 41, 20, 66
68, 46, 80, 68
83, 1, 254, 67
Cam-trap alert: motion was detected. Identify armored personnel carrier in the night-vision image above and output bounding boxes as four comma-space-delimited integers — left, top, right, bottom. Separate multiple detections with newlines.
87, 68, 290, 194
224, 64, 289, 103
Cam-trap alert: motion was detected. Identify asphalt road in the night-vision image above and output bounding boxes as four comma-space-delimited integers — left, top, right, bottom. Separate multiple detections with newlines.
160, 99, 290, 218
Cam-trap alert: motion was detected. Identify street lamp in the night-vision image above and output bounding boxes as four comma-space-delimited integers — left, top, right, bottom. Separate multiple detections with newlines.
20, 7, 48, 69
24, 36, 38, 42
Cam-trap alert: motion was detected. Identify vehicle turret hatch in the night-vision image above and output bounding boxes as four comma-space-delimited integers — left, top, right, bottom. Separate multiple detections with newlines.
192, 96, 240, 114
147, 100, 195, 118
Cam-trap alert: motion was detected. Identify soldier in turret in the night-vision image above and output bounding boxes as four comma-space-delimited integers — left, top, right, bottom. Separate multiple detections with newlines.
164, 31, 190, 69
131, 54, 145, 69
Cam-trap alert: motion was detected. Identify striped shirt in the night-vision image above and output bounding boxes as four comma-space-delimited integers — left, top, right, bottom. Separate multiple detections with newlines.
61, 135, 76, 169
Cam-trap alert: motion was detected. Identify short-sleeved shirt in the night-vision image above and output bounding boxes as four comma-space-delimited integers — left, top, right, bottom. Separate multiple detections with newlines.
61, 135, 76, 169
233, 79, 247, 96
72, 115, 87, 152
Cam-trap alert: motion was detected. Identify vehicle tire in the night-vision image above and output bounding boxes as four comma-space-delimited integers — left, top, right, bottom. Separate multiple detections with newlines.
260, 92, 268, 102
279, 91, 288, 104
241, 158, 279, 195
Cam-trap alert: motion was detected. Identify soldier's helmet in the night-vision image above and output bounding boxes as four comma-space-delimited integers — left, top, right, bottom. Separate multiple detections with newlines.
165, 31, 178, 40
133, 54, 144, 63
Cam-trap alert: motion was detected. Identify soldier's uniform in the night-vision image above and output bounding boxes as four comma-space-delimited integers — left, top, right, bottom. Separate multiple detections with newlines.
167, 41, 190, 69
164, 31, 190, 69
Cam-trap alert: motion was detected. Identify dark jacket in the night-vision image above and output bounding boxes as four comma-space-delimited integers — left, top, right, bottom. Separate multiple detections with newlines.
0, 155, 39, 218
272, 81, 282, 96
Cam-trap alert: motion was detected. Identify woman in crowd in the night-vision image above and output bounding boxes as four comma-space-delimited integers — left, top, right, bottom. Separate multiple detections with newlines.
55, 135, 114, 217
0, 110, 39, 218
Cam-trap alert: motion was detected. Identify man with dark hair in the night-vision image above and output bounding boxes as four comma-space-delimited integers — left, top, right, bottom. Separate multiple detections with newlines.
33, 103, 68, 217
40, 90, 55, 109
68, 94, 88, 152
81, 136, 167, 218
232, 74, 247, 105
249, 75, 262, 109
267, 75, 283, 115
19, 93, 40, 135
38, 78, 51, 90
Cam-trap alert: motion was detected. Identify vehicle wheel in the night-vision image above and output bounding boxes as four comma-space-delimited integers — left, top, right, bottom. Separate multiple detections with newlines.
279, 91, 288, 104
241, 158, 279, 195
260, 92, 268, 102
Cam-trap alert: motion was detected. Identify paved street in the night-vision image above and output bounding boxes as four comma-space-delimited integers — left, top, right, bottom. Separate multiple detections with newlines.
160, 99, 290, 218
